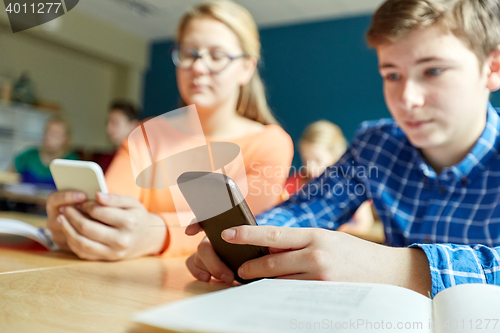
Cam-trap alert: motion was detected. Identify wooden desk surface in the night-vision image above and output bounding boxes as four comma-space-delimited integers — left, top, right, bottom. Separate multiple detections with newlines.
0, 212, 228, 333
0, 211, 46, 227
0, 171, 19, 184
0, 189, 48, 205
0, 256, 229, 333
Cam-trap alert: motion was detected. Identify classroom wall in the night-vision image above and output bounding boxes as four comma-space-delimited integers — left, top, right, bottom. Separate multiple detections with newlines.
0, 9, 148, 151
492, 91, 500, 107
0, 28, 114, 150
143, 40, 179, 119
142, 14, 500, 167
258, 15, 387, 168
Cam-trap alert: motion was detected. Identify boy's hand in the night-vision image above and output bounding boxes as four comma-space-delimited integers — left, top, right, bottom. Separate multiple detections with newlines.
55, 192, 166, 260
185, 221, 236, 284
185, 221, 203, 236
187, 225, 432, 296
46, 190, 87, 251
186, 236, 235, 284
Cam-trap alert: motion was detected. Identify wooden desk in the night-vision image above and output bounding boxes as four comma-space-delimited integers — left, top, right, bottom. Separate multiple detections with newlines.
0, 213, 386, 333
0, 171, 19, 184
0, 212, 228, 333
0, 187, 49, 205
0, 211, 46, 226
0, 256, 228, 333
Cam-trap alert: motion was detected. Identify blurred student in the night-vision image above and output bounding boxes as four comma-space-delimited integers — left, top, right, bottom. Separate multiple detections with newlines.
285, 121, 346, 194
186, 0, 500, 298
45, 0, 293, 261
95, 100, 140, 173
285, 120, 374, 234
14, 117, 78, 188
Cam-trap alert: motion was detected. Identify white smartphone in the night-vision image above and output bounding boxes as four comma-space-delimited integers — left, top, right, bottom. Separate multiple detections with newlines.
49, 159, 108, 200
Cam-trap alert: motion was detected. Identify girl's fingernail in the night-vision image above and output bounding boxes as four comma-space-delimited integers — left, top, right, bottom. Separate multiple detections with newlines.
56, 215, 63, 225
74, 192, 86, 201
59, 206, 66, 214
221, 228, 236, 240
221, 273, 233, 284
199, 272, 210, 282
98, 192, 109, 201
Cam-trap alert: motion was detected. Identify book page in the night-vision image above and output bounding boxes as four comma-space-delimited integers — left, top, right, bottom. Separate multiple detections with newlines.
135, 279, 431, 333
0, 218, 57, 250
433, 284, 500, 333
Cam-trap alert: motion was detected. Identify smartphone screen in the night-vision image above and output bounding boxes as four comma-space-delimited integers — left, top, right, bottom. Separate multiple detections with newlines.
178, 171, 269, 283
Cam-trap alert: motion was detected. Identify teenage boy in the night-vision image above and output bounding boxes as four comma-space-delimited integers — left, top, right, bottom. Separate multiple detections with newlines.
186, 0, 500, 298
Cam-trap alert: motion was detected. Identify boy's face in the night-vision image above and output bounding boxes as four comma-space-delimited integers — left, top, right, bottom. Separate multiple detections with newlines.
107, 110, 137, 147
376, 25, 491, 155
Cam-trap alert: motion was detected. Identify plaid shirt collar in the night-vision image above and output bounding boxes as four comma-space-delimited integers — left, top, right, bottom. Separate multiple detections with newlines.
411, 103, 500, 185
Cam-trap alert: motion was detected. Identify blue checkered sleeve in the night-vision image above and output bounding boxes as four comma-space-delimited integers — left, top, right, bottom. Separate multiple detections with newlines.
257, 134, 369, 229
410, 243, 500, 298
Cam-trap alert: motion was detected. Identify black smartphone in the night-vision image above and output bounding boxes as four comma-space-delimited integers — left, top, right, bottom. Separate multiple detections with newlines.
177, 171, 269, 283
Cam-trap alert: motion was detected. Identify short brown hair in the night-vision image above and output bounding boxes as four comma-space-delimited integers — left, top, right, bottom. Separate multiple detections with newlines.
366, 0, 500, 64
109, 99, 140, 121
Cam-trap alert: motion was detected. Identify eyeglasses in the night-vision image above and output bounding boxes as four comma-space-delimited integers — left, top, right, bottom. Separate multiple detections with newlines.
171, 46, 247, 73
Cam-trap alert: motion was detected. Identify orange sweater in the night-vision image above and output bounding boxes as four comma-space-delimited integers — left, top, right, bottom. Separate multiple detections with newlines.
105, 124, 294, 257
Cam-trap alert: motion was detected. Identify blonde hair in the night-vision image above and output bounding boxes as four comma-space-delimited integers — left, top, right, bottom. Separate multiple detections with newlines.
366, 0, 500, 65
300, 120, 347, 157
176, 0, 278, 125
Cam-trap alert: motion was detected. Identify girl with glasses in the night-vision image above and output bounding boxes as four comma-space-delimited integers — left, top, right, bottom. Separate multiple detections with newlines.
45, 0, 293, 261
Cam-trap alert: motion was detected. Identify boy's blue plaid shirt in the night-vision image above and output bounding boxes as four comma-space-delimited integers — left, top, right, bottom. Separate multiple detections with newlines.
257, 103, 500, 297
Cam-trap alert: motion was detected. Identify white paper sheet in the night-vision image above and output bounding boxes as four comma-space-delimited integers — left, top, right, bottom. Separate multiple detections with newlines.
134, 279, 431, 333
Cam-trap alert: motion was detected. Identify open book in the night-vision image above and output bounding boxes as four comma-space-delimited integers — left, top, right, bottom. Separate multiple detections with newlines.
134, 279, 500, 333
0, 218, 58, 250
